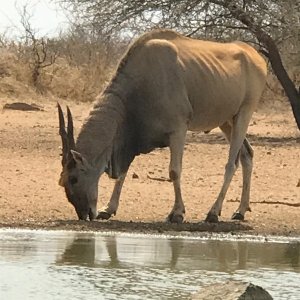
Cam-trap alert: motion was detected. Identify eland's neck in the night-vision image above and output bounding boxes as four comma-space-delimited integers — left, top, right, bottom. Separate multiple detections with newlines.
75, 92, 126, 170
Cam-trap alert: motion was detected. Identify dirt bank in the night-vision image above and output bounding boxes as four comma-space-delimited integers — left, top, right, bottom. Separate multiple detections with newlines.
0, 99, 299, 236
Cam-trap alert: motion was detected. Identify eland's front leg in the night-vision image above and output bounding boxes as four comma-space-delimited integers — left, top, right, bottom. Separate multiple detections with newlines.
166, 128, 187, 224
97, 173, 127, 220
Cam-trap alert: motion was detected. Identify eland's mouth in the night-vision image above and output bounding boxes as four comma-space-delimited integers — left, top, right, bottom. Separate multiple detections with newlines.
78, 208, 97, 221
76, 209, 89, 221
76, 204, 97, 221
88, 208, 97, 221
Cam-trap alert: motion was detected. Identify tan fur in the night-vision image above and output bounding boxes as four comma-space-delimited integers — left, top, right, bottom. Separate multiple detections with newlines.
118, 30, 267, 132
59, 29, 267, 222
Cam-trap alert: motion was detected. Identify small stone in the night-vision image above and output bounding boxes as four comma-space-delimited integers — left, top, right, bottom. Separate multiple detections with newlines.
191, 281, 273, 299
297, 179, 300, 187
132, 172, 139, 179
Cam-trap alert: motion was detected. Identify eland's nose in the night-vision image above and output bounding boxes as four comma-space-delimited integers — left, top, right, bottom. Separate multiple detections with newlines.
88, 208, 97, 221
76, 210, 88, 221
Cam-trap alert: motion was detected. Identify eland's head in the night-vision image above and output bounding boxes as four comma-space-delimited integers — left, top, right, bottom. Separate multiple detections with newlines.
57, 103, 99, 221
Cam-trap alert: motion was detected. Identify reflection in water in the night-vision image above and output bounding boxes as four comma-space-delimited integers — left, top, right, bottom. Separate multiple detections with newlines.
105, 236, 120, 268
0, 229, 300, 300
55, 233, 300, 273
285, 242, 300, 269
55, 235, 128, 268
56, 234, 96, 267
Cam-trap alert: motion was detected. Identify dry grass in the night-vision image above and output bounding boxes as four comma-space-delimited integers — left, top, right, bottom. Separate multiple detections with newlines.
0, 49, 34, 100
42, 57, 113, 101
0, 42, 118, 103
0, 42, 298, 107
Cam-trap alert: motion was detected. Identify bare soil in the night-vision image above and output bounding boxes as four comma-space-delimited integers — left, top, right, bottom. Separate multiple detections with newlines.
0, 98, 299, 237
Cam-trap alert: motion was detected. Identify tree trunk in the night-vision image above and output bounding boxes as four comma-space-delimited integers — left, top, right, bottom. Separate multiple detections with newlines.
255, 33, 300, 130
212, 0, 300, 130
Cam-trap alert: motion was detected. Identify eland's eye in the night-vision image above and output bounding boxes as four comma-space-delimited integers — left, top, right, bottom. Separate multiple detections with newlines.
69, 176, 78, 185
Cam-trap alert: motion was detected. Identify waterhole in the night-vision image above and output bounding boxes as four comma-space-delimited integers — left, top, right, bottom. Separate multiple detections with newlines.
0, 229, 299, 299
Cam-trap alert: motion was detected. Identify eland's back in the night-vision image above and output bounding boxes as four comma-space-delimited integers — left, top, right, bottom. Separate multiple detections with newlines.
175, 36, 267, 131
121, 30, 267, 133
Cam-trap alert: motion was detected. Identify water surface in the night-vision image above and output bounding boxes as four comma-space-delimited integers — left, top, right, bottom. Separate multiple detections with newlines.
0, 229, 300, 299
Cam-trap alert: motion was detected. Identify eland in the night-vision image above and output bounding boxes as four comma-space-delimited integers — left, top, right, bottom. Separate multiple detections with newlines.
58, 29, 267, 223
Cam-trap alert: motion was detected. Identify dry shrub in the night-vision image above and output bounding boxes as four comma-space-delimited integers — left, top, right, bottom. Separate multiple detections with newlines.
259, 68, 300, 113
41, 55, 115, 102
0, 48, 37, 100
0, 38, 118, 102
1, 33, 298, 108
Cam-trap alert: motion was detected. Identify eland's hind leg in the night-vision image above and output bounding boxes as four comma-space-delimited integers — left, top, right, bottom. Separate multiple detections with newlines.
205, 107, 254, 223
166, 127, 187, 224
219, 122, 241, 169
232, 138, 253, 220
216, 122, 253, 221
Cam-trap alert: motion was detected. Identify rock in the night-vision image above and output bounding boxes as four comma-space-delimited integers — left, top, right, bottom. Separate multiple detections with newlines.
3, 102, 43, 111
191, 281, 273, 300
132, 172, 139, 179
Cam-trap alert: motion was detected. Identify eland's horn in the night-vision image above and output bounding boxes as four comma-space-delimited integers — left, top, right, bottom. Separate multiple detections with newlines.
67, 106, 75, 150
57, 103, 69, 165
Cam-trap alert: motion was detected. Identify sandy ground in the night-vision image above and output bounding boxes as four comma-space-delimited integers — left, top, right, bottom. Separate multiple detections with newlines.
0, 98, 299, 237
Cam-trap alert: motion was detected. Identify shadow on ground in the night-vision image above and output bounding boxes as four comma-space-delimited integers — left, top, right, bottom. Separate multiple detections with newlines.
187, 132, 300, 147
0, 219, 253, 235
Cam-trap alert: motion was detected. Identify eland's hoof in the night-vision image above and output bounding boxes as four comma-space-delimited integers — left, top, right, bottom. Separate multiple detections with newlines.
205, 212, 219, 223
97, 211, 112, 220
231, 212, 244, 221
166, 213, 184, 224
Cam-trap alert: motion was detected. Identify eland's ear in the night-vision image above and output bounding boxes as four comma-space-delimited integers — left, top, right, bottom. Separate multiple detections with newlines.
70, 150, 89, 169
